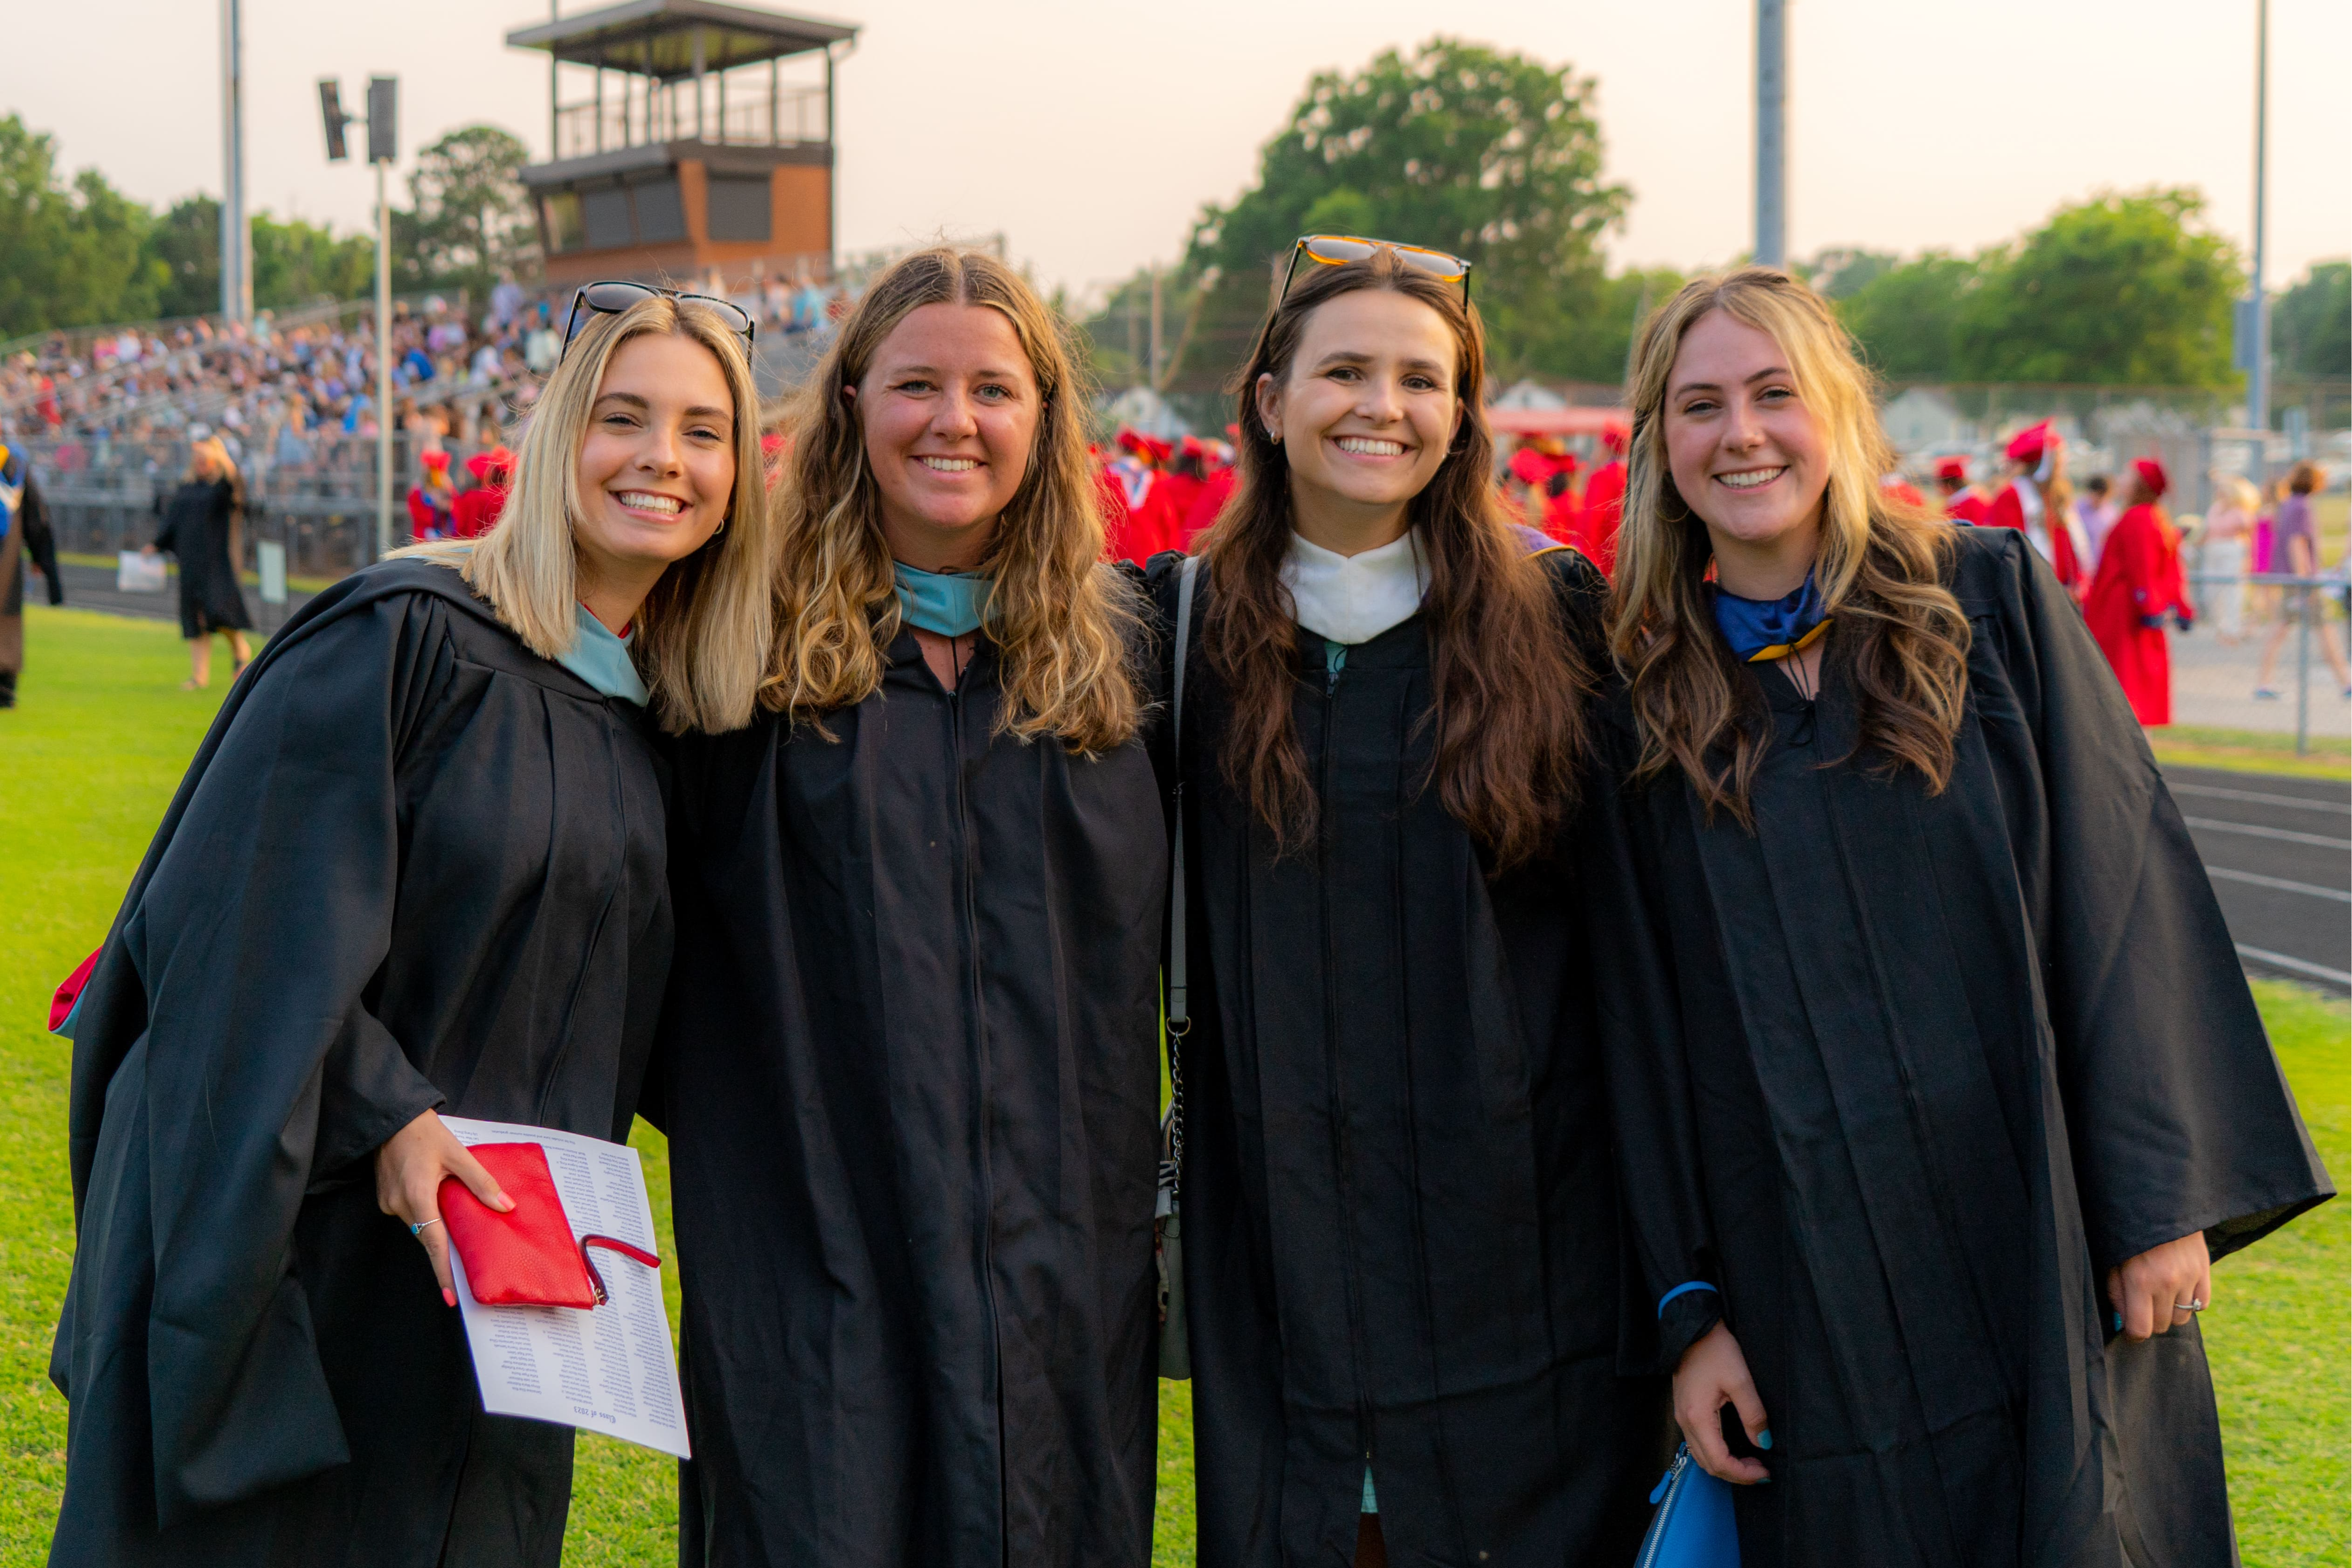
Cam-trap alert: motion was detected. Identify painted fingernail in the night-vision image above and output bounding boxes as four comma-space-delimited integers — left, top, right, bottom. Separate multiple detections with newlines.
443, 1288, 458, 1308
1755, 1429, 1773, 1450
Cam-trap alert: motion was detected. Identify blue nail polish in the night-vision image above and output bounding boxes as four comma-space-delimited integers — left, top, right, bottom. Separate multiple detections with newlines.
1755, 1429, 1773, 1451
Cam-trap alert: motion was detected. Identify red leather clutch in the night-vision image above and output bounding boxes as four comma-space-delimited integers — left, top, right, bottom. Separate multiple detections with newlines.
439, 1142, 661, 1309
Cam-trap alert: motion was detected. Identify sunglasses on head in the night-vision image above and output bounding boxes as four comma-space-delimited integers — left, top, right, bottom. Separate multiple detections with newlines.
560, 281, 757, 364
1280, 234, 1473, 305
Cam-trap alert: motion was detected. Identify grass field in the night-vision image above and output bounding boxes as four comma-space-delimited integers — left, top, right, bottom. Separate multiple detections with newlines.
0, 604, 2342, 1564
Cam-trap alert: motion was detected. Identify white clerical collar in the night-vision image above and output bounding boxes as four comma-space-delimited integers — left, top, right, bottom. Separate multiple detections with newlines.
1280, 528, 1430, 645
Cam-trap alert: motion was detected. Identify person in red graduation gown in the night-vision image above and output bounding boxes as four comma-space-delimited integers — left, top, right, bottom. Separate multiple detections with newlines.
1934, 455, 1992, 525
1504, 438, 1567, 538
1102, 428, 1180, 565
1179, 435, 1237, 545
1984, 420, 2089, 597
1162, 435, 1211, 542
1578, 421, 1630, 576
1539, 451, 1584, 546
448, 447, 514, 540
1880, 472, 1928, 510
2085, 458, 2191, 725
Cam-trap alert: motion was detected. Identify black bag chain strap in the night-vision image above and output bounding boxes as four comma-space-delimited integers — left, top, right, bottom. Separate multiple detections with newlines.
1155, 556, 1200, 1379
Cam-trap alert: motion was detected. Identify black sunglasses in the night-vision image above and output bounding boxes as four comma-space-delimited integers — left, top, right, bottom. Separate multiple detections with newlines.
1280, 234, 1474, 305
560, 281, 756, 363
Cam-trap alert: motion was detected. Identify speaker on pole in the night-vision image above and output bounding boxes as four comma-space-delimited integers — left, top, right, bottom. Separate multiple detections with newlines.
318, 80, 351, 161
367, 77, 399, 165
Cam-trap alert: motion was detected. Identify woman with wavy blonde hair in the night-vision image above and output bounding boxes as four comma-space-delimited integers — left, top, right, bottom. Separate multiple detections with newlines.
657, 245, 1166, 1567
1587, 268, 2328, 1567
51, 289, 771, 1565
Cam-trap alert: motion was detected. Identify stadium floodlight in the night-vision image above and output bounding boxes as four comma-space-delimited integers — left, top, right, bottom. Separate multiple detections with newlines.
318, 79, 350, 161
367, 77, 398, 165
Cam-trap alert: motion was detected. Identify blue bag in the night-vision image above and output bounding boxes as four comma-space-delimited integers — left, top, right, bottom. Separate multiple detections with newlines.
1634, 1443, 1739, 1568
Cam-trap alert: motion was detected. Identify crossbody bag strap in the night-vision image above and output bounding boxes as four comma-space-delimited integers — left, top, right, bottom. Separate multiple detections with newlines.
1164, 556, 1200, 1199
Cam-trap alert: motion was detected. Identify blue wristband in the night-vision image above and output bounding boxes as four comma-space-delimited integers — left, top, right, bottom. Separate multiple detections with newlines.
1658, 1281, 1719, 1318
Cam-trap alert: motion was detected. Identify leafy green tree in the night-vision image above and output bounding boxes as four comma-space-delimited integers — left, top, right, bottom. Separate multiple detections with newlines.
251, 213, 375, 307
1955, 188, 2240, 385
148, 196, 223, 319
1806, 247, 1899, 301
2271, 260, 2349, 380
1837, 253, 1975, 380
147, 196, 375, 318
0, 114, 163, 335
1176, 37, 1629, 386
402, 125, 538, 298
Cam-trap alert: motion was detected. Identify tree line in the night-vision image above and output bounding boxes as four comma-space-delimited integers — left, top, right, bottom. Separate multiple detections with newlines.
0, 115, 538, 338
1082, 36, 2347, 398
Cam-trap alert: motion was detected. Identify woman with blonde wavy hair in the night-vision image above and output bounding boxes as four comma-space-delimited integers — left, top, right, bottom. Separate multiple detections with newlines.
656, 245, 1166, 1568
1586, 267, 2329, 1567
49, 287, 771, 1566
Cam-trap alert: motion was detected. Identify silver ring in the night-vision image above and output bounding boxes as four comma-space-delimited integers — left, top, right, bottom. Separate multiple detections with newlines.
2173, 1299, 2205, 1312
411, 1218, 443, 1237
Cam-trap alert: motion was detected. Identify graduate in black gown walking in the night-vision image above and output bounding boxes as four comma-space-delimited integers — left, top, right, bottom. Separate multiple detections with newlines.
146, 436, 255, 690
1145, 239, 1664, 1568
657, 246, 1166, 1567
1588, 268, 2333, 1567
49, 289, 776, 1567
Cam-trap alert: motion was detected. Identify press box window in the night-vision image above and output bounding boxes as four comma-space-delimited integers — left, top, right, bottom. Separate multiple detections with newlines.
631, 178, 686, 243
582, 186, 633, 250
541, 192, 585, 254
705, 176, 771, 243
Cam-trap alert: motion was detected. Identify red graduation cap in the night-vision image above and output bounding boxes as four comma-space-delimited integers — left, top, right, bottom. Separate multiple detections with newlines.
1507, 447, 1561, 486
2133, 457, 2170, 498
1600, 421, 1630, 456
1935, 456, 1969, 482
2004, 421, 2058, 464
1117, 428, 1173, 465
465, 445, 516, 483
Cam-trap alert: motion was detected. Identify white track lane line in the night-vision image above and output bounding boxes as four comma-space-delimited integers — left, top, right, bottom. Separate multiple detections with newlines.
2235, 944, 2352, 986
2183, 817, 2352, 851
2204, 866, 2352, 903
2170, 782, 2351, 815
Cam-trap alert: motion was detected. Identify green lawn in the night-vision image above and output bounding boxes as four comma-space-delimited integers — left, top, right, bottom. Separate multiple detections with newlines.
0, 604, 2342, 1564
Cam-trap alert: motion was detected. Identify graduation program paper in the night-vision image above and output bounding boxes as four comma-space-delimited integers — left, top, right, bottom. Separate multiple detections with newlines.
438, 1116, 691, 1459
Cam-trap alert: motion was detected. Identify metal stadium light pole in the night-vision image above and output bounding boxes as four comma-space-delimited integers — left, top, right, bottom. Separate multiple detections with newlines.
2247, 0, 2270, 488
370, 80, 399, 562
320, 74, 400, 558
1754, 0, 1787, 270
219, 0, 248, 324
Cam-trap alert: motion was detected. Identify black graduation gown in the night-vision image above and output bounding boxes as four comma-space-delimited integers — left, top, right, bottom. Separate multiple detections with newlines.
155, 477, 253, 637
1143, 549, 1666, 1568
1590, 526, 2334, 1568
49, 559, 672, 1568
657, 608, 1167, 1567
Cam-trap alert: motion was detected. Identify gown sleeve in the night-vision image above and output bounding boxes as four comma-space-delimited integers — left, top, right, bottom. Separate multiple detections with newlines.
1584, 714, 1725, 1372
1989, 528, 2333, 1268
59, 589, 455, 1524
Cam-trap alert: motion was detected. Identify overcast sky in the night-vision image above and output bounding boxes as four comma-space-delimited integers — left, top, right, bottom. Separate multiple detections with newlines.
7, 0, 2345, 305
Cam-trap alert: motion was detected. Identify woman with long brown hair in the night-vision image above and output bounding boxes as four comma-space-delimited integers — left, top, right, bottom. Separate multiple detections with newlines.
1588, 268, 2330, 1567
655, 246, 1165, 1567
1148, 239, 1661, 1568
